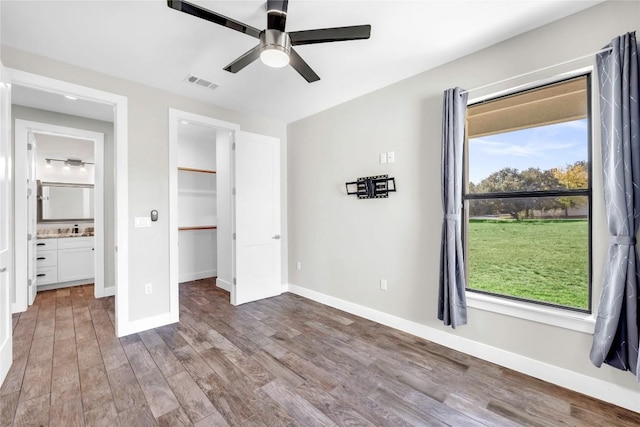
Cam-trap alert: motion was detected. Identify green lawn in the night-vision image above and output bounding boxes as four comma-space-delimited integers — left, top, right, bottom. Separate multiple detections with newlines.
467, 219, 589, 310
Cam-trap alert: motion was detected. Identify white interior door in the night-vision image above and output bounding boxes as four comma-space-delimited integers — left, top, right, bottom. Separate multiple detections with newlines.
232, 131, 281, 305
26, 134, 37, 304
0, 63, 13, 385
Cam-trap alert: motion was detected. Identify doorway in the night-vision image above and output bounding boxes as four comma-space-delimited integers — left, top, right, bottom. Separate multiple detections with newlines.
6, 68, 129, 336
168, 109, 283, 314
14, 120, 104, 309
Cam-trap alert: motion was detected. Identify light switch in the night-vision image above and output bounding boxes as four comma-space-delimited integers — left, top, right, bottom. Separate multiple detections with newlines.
379, 152, 388, 164
134, 217, 151, 228
387, 152, 395, 163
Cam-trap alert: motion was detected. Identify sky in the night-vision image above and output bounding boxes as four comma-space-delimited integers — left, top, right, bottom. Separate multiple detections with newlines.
468, 119, 589, 185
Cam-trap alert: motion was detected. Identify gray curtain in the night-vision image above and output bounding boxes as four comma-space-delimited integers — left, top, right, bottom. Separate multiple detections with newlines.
590, 32, 640, 378
438, 87, 468, 328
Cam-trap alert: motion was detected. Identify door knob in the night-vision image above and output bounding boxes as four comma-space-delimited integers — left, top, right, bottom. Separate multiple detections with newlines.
272, 235, 281, 240
0, 267, 6, 273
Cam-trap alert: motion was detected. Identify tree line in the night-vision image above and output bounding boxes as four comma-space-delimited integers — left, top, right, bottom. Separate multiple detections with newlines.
468, 161, 587, 220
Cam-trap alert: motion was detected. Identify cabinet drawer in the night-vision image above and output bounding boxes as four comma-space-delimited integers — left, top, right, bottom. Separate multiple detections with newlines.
36, 238, 58, 251
36, 266, 58, 286
58, 236, 94, 250
36, 250, 57, 267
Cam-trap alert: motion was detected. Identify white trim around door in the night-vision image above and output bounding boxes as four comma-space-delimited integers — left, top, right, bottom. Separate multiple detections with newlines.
7, 69, 129, 336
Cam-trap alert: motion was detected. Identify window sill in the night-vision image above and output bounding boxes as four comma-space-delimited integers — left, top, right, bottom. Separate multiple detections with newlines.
466, 292, 596, 334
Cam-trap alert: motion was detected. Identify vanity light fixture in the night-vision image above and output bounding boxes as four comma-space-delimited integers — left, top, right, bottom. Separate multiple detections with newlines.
45, 158, 94, 170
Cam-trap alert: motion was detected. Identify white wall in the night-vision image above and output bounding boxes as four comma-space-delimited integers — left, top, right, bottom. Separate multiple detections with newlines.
288, 0, 640, 411
2, 47, 288, 323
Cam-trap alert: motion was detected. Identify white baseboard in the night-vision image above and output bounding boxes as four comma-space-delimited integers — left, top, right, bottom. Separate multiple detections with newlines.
216, 278, 231, 292
116, 311, 178, 337
179, 270, 217, 284
286, 283, 640, 414
102, 286, 115, 297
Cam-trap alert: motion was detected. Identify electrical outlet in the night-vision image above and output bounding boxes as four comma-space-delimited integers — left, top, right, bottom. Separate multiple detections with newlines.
296, 261, 302, 270
145, 283, 152, 295
380, 279, 387, 291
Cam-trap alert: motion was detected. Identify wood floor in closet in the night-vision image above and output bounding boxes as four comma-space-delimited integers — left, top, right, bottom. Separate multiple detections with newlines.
1, 279, 638, 426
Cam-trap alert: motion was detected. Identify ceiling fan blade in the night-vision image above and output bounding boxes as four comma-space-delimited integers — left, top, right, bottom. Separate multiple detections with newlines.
289, 25, 371, 46
289, 48, 320, 83
223, 45, 262, 73
167, 0, 261, 39
267, 0, 288, 32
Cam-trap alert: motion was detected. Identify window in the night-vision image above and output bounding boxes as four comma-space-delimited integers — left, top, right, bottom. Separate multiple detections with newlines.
464, 74, 591, 312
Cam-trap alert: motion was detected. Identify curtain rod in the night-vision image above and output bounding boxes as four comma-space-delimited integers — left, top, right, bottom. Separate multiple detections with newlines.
461, 46, 613, 95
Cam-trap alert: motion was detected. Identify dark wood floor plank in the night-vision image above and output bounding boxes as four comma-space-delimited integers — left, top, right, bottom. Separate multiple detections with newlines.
262, 379, 337, 427
135, 367, 181, 419
84, 401, 121, 427
51, 361, 81, 403
0, 391, 19, 427
165, 370, 216, 423
49, 395, 85, 427
294, 380, 376, 427
106, 364, 148, 414
12, 394, 50, 427
80, 364, 114, 413
3, 281, 639, 427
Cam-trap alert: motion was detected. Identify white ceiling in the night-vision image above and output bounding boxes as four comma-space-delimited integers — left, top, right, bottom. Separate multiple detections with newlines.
1, 0, 603, 124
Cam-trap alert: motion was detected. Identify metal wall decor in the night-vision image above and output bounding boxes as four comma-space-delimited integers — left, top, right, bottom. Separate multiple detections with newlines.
345, 175, 396, 199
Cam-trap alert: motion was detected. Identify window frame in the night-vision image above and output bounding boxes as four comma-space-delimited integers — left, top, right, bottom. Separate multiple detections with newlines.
462, 72, 593, 315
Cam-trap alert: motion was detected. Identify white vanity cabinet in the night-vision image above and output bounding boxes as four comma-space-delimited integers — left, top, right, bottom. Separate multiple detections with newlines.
36, 236, 94, 289
35, 238, 58, 286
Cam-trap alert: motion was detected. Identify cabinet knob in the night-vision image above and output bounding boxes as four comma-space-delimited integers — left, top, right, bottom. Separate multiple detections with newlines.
272, 235, 281, 240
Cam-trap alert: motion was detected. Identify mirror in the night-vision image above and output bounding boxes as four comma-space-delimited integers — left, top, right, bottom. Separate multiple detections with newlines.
38, 181, 94, 222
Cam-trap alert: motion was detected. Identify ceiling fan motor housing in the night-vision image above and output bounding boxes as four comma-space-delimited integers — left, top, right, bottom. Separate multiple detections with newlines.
260, 29, 292, 67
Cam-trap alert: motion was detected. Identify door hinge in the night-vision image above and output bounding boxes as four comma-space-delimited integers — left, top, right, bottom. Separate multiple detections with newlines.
27, 233, 33, 241
27, 188, 32, 197
232, 188, 236, 195
28, 279, 32, 287
27, 143, 33, 150
232, 233, 236, 240
233, 278, 237, 285
232, 142, 236, 150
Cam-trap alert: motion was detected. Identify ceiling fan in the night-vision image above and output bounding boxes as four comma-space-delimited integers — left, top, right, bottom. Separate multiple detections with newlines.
167, 0, 371, 83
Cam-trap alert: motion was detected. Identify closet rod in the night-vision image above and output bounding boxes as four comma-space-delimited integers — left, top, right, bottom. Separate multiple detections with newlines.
461, 46, 613, 95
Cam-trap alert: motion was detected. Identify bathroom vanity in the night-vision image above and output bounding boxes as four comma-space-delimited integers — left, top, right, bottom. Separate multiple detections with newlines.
36, 233, 94, 290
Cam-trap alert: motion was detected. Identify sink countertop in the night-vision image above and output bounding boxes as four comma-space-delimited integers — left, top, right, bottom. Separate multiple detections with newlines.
36, 232, 94, 239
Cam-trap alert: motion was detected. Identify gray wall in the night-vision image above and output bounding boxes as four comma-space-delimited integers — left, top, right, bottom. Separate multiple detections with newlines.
3, 47, 287, 322
288, 1, 639, 394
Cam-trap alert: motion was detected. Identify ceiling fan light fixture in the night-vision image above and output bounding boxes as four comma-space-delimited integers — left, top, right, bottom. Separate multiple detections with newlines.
260, 29, 291, 68
260, 48, 289, 68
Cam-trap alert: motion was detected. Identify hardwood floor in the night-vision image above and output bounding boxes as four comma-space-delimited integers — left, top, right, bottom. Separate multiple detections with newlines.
1, 279, 638, 426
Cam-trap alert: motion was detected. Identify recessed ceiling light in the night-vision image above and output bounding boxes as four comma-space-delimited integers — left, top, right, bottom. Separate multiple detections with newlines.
64, 95, 78, 100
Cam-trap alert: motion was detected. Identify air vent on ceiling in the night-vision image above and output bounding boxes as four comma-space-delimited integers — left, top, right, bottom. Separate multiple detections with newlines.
184, 74, 219, 90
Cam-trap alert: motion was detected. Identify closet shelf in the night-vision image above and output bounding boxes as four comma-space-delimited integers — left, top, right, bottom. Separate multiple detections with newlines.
178, 226, 217, 231
178, 167, 217, 174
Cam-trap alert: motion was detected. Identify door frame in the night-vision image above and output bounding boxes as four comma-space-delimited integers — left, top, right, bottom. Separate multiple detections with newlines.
14, 119, 105, 309
7, 70, 128, 335
168, 109, 239, 313
0, 63, 13, 388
